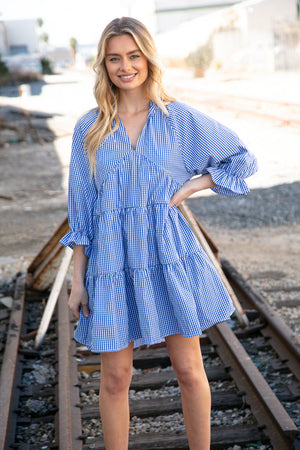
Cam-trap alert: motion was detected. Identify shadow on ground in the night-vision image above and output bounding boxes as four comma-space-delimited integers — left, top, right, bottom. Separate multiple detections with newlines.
0, 74, 79, 97
186, 181, 300, 230
0, 106, 67, 258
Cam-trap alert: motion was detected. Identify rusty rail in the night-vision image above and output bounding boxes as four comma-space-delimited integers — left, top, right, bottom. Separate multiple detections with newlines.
222, 259, 300, 381
176, 88, 300, 128
207, 322, 299, 450
57, 280, 82, 450
0, 274, 26, 450
1, 211, 299, 448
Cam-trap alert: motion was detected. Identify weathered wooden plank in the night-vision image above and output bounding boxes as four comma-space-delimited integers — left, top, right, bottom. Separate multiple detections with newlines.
27, 217, 69, 274
77, 344, 217, 370
79, 366, 231, 393
35, 247, 73, 349
82, 424, 267, 449
81, 391, 243, 420
26, 217, 70, 291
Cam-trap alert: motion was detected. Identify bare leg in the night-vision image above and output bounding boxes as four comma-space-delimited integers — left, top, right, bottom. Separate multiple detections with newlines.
99, 342, 134, 450
165, 335, 211, 450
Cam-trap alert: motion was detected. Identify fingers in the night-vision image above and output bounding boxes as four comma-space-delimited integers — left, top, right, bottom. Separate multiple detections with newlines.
68, 301, 89, 319
169, 192, 182, 208
68, 302, 80, 319
68, 298, 80, 319
169, 182, 191, 208
68, 294, 89, 319
169, 179, 196, 208
169, 192, 178, 208
81, 302, 89, 318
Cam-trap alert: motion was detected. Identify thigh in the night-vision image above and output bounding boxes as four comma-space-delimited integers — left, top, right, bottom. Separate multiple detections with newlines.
101, 341, 134, 374
165, 334, 205, 373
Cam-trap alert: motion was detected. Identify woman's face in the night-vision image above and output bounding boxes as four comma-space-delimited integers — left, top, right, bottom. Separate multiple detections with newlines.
105, 34, 148, 93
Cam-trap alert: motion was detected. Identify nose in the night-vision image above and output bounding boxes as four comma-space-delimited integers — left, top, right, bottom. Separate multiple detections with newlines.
120, 57, 131, 72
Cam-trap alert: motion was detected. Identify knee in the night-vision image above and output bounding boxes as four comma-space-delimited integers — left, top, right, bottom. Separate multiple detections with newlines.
174, 364, 209, 392
101, 366, 132, 396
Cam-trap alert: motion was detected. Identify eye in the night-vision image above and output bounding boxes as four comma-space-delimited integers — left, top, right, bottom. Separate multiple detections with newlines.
107, 57, 119, 62
130, 54, 140, 59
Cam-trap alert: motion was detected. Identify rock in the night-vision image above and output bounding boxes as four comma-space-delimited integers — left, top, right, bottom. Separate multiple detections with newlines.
0, 296, 13, 308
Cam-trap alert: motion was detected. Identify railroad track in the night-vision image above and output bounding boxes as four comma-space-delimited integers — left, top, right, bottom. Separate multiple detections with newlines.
173, 86, 300, 128
0, 210, 300, 449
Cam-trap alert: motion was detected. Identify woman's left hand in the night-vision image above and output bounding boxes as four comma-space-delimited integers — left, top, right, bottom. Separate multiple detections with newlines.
169, 174, 217, 208
169, 179, 195, 208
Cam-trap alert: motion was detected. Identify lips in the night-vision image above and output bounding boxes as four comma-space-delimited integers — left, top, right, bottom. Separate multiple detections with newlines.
119, 74, 137, 81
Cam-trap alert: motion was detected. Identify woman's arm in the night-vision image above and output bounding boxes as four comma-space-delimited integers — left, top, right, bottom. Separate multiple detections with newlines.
169, 173, 216, 208
68, 244, 89, 319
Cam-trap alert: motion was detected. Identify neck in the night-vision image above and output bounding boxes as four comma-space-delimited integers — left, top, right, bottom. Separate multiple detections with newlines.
118, 90, 149, 114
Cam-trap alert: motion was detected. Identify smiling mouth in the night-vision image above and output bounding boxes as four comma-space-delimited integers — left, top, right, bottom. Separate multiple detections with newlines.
119, 74, 137, 80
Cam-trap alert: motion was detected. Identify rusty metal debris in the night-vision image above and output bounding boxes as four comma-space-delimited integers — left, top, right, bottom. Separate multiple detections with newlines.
0, 106, 56, 146
27, 217, 70, 291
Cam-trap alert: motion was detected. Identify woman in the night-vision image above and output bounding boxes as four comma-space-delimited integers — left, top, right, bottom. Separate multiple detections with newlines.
60, 17, 257, 450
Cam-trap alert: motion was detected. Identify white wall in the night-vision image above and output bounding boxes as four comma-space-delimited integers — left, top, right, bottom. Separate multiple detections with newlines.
215, 0, 300, 71
0, 22, 8, 55
155, 0, 244, 32
4, 19, 39, 54
156, 7, 227, 58
156, 0, 300, 71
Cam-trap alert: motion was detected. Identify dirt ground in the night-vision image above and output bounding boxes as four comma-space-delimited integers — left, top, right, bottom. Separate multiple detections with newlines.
0, 68, 300, 291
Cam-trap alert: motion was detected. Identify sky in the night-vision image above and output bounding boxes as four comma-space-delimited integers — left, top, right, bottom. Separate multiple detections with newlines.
0, 0, 156, 46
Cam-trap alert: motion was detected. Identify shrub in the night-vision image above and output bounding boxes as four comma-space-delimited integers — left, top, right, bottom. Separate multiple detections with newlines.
186, 37, 214, 77
40, 57, 53, 74
0, 55, 9, 76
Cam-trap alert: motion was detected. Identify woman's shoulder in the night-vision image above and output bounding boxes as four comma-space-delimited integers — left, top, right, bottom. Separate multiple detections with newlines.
76, 108, 100, 133
167, 100, 203, 120
166, 100, 210, 130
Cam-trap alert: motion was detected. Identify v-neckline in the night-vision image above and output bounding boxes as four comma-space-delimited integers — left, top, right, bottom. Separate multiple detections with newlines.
118, 102, 152, 151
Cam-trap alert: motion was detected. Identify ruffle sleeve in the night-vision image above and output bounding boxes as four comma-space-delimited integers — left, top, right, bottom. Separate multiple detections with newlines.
60, 118, 97, 257
169, 102, 258, 196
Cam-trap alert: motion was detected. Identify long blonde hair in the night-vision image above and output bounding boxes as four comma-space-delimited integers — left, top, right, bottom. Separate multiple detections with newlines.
85, 17, 174, 174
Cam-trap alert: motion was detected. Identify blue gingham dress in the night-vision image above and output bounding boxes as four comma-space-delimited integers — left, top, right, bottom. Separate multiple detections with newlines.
60, 101, 258, 353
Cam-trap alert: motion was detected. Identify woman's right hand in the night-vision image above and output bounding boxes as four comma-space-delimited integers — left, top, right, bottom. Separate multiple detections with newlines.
68, 283, 89, 319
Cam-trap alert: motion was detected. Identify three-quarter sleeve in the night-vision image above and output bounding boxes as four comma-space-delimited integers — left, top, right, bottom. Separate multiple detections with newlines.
60, 119, 97, 257
170, 102, 258, 196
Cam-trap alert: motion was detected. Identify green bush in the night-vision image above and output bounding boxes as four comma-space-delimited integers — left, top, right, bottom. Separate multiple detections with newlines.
0, 55, 9, 76
40, 57, 53, 74
186, 37, 214, 77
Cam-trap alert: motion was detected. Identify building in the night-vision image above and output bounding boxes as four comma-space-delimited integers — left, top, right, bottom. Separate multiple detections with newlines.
155, 0, 300, 71
155, 0, 245, 33
0, 18, 42, 75
0, 18, 39, 56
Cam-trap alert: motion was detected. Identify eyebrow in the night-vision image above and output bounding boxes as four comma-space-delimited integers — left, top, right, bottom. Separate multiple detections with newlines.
106, 49, 141, 57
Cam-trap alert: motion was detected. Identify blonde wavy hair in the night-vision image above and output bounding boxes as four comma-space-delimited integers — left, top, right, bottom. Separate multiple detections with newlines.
85, 17, 174, 174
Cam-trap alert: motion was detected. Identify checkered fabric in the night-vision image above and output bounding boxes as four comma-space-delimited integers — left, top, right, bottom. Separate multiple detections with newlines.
60, 101, 257, 352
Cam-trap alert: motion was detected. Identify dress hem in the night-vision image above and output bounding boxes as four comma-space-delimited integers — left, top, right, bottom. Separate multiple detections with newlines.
73, 311, 234, 353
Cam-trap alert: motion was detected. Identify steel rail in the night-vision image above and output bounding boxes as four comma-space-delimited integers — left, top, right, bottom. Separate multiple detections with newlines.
207, 322, 299, 450
172, 81, 300, 109
57, 280, 82, 450
178, 90, 300, 127
0, 273, 26, 450
221, 258, 300, 381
